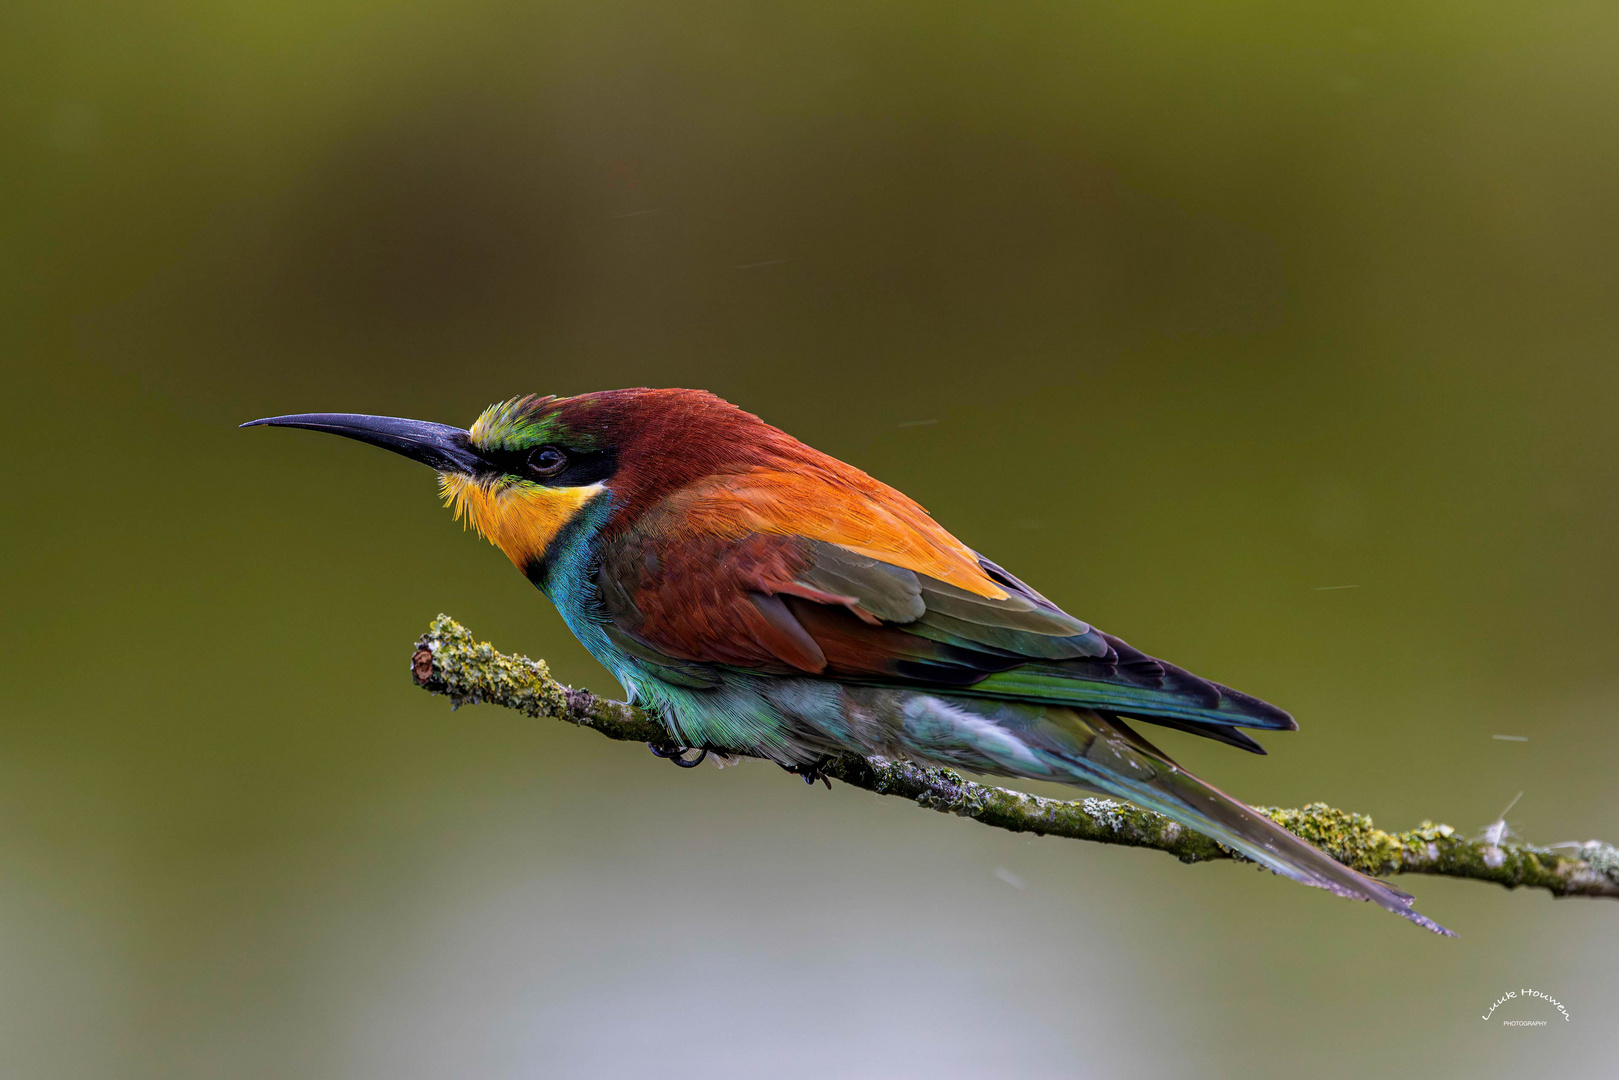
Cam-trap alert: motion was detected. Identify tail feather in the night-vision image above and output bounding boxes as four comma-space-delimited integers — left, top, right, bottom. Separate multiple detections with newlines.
1056, 712, 1453, 935
899, 693, 1453, 935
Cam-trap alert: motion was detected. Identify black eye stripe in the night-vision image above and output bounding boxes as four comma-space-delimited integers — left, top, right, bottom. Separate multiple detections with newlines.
481, 445, 619, 488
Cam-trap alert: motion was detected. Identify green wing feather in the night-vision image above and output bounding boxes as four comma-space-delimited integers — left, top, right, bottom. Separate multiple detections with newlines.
597, 529, 1295, 753
787, 542, 1294, 747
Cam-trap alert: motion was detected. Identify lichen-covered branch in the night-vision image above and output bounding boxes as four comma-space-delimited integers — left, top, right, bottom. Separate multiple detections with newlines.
411, 614, 1619, 901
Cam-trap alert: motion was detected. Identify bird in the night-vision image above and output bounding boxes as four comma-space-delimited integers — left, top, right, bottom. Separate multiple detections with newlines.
244, 388, 1449, 934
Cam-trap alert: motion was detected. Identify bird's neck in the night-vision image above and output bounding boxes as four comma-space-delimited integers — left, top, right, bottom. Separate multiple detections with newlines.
518, 489, 615, 596
522, 493, 629, 683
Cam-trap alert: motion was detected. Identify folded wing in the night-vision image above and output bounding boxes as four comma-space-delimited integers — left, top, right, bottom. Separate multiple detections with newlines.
595, 472, 1295, 752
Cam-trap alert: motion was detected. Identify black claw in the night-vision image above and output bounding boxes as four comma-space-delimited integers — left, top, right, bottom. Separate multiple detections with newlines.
649, 743, 709, 769
781, 757, 836, 789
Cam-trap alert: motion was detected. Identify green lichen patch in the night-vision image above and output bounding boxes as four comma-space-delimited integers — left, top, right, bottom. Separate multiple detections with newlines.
1571, 840, 1619, 881
415, 616, 672, 744
1256, 803, 1405, 876
413, 614, 570, 719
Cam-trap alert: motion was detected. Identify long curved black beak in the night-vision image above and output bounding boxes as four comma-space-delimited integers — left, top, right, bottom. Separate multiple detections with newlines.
240, 413, 484, 474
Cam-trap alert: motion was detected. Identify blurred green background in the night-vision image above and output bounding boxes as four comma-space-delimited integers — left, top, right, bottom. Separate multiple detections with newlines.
3, 0, 1616, 1076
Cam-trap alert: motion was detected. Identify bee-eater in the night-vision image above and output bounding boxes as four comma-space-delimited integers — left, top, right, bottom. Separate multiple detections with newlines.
245, 388, 1448, 934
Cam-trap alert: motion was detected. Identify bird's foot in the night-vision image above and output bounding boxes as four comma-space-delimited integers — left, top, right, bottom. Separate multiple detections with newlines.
782, 756, 835, 790
648, 743, 709, 769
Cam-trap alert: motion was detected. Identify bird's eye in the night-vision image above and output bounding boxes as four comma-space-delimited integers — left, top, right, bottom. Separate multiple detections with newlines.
527, 446, 568, 478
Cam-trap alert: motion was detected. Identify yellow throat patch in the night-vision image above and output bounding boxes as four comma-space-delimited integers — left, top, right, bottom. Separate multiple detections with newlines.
439, 474, 605, 568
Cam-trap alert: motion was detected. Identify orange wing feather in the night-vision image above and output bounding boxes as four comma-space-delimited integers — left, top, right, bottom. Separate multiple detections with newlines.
656, 467, 1007, 601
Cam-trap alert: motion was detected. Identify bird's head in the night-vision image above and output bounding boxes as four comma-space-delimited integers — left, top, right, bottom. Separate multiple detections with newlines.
243, 388, 790, 572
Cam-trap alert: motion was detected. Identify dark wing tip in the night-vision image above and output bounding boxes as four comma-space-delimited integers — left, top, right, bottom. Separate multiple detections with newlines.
1210, 681, 1298, 731
1120, 712, 1271, 754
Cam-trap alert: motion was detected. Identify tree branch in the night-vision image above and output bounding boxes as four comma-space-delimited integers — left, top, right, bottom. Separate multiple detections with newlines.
410, 615, 1619, 901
